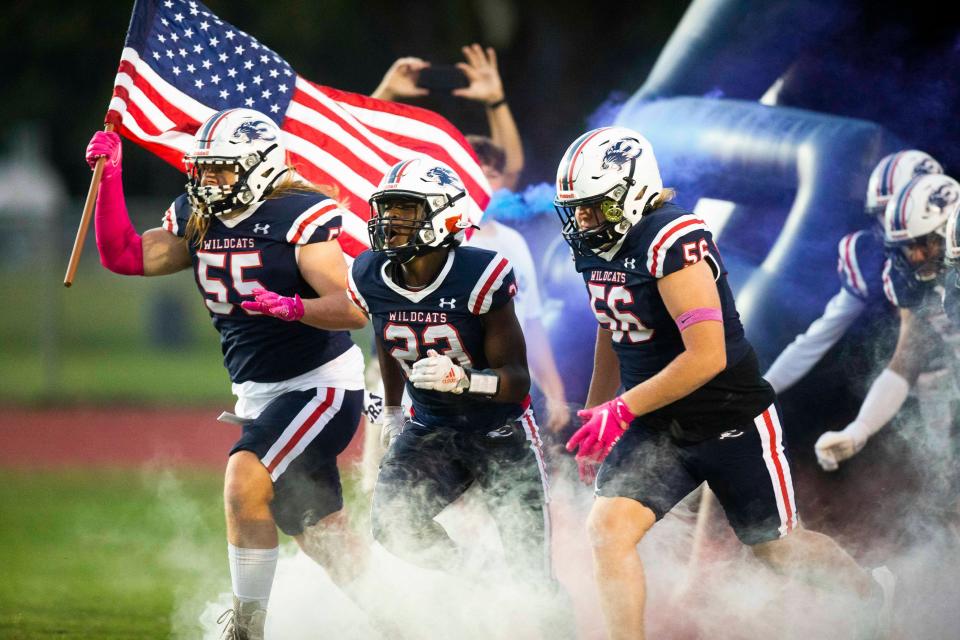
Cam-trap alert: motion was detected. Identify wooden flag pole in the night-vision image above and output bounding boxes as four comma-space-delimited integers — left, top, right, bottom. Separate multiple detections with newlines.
63, 123, 115, 287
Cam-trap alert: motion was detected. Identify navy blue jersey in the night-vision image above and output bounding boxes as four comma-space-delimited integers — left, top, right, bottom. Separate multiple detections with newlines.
347, 246, 523, 430
837, 227, 888, 305
881, 257, 938, 310
574, 202, 773, 441
162, 191, 353, 383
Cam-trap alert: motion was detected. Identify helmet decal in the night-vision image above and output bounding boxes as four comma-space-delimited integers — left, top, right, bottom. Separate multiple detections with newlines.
422, 166, 462, 189
930, 183, 959, 210
600, 138, 643, 171
231, 120, 277, 143
914, 157, 941, 177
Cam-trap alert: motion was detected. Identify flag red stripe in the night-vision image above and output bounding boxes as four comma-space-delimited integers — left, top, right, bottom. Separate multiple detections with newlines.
317, 84, 473, 145
117, 60, 201, 134
282, 117, 384, 186
289, 88, 396, 166
286, 150, 368, 218
115, 124, 188, 168
337, 232, 369, 256
112, 86, 164, 137
296, 81, 490, 208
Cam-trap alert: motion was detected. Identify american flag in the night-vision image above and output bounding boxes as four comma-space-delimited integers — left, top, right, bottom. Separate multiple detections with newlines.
106, 0, 491, 257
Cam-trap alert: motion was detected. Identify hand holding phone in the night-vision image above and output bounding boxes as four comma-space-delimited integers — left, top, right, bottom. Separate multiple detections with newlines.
416, 64, 469, 91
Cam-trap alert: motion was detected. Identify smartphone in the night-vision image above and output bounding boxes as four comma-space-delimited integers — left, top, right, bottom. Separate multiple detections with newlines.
416, 65, 469, 91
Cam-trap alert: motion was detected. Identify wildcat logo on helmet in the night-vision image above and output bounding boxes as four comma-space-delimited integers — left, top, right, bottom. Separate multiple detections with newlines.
232, 120, 277, 143
914, 158, 941, 177
422, 166, 462, 188
930, 184, 960, 210
601, 138, 643, 171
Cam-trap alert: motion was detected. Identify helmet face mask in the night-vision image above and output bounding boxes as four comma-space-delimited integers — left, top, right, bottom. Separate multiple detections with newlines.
184, 109, 288, 218
555, 184, 634, 256
368, 160, 471, 264
891, 235, 945, 282
554, 127, 662, 258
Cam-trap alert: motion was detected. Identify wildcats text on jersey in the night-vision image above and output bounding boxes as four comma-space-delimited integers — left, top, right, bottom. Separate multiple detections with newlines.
387, 311, 449, 323
202, 237, 257, 251
590, 270, 628, 284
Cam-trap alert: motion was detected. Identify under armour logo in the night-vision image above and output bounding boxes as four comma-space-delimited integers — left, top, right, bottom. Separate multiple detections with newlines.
719, 429, 744, 440
438, 298, 456, 309
623, 258, 637, 269
252, 223, 270, 234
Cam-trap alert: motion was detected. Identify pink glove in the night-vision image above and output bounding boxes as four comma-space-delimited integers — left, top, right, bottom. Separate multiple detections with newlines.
85, 131, 123, 181
241, 288, 305, 321
566, 396, 635, 484
85, 131, 143, 276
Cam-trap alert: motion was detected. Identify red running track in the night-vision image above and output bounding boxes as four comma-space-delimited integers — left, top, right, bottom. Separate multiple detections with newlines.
0, 407, 365, 469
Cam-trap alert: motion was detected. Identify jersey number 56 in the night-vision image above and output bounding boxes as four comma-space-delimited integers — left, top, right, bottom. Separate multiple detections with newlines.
588, 283, 653, 344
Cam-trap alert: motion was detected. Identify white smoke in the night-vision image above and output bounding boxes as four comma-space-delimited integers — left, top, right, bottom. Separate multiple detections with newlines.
156, 430, 960, 640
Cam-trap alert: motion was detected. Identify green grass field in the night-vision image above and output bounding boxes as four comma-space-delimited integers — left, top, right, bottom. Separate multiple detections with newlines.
0, 468, 227, 639
0, 468, 371, 640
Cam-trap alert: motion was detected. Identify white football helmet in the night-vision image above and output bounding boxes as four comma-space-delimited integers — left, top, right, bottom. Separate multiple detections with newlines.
554, 126, 662, 256
884, 173, 960, 281
368, 158, 473, 263
184, 108, 289, 217
865, 150, 942, 217
942, 200, 960, 264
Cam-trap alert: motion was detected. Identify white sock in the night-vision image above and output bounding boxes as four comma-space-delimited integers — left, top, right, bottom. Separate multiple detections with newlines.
228, 544, 279, 605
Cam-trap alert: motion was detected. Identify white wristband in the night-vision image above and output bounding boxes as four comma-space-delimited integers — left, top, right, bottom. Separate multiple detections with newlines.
382, 406, 405, 423
853, 368, 910, 439
467, 370, 499, 396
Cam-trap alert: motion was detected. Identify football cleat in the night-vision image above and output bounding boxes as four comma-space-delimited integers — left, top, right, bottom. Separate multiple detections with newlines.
217, 597, 266, 640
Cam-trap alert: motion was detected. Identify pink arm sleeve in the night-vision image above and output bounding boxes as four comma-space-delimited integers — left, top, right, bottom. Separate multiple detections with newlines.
86, 131, 144, 276
95, 176, 144, 276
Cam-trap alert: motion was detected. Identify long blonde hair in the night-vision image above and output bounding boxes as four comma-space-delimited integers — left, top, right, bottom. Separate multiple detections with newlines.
184, 168, 341, 247
648, 187, 677, 212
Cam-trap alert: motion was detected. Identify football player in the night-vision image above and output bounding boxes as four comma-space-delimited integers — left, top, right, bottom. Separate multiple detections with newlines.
764, 151, 943, 394
556, 126, 892, 639
346, 158, 554, 598
85, 109, 369, 640
815, 173, 960, 470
